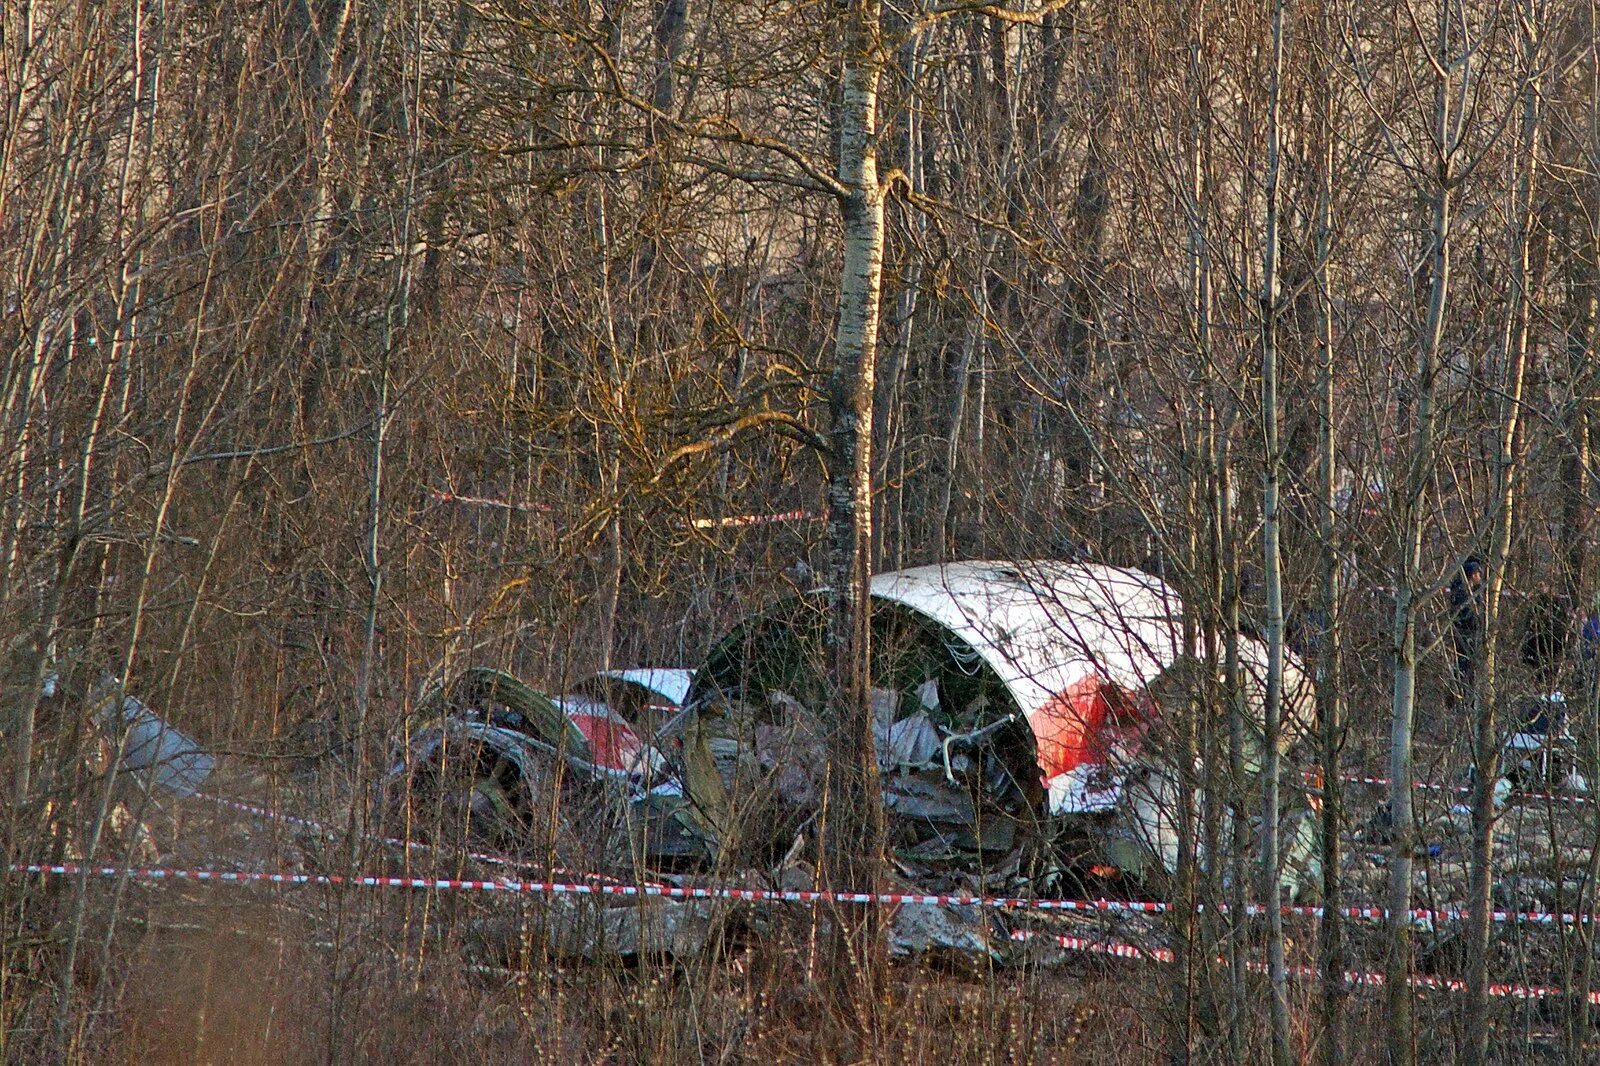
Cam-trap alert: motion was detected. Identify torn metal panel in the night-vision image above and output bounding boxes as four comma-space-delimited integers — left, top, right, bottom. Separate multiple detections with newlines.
867, 561, 1315, 815
386, 669, 622, 854
555, 696, 662, 778
888, 903, 1003, 961
868, 562, 1186, 721
386, 719, 557, 845
533, 897, 723, 958
675, 560, 1319, 885
592, 668, 694, 709
386, 665, 702, 861
572, 667, 695, 743
91, 678, 215, 798
395, 666, 659, 793
415, 667, 583, 755
513, 885, 1000, 963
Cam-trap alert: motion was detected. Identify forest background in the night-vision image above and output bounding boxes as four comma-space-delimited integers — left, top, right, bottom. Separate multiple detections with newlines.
3, 0, 1600, 1060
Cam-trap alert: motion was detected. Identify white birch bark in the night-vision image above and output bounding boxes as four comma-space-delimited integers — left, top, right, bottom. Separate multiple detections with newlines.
1385, 7, 1455, 1058
822, 0, 887, 1001
1258, 2, 1291, 1061
1463, 7, 1540, 1059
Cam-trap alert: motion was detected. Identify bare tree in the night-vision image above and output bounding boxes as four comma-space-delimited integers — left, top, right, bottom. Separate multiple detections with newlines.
1257, 1, 1292, 1061
1380, 3, 1461, 1056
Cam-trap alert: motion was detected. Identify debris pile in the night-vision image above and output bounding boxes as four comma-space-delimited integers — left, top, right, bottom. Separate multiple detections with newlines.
37, 558, 1600, 973
657, 561, 1319, 892
380, 560, 1329, 958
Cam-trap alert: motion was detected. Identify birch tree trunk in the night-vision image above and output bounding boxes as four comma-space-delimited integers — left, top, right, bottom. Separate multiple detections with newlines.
353, 37, 416, 758
1385, 7, 1455, 1058
1257, 2, 1291, 1061
823, 0, 888, 1017
1571, 35, 1600, 1046
1463, 9, 1540, 1058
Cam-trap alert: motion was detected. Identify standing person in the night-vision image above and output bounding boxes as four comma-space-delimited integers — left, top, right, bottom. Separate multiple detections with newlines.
1578, 597, 1600, 787
1520, 589, 1570, 693
1579, 597, 1600, 674
1449, 558, 1485, 696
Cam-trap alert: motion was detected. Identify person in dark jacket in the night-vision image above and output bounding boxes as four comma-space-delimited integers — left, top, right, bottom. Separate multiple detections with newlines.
1574, 605, 1600, 656
1521, 590, 1569, 692
1449, 558, 1484, 694
1579, 599, 1600, 667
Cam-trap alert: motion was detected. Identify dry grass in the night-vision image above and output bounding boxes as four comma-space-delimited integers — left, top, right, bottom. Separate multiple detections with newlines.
6, 864, 1578, 1065
5, 880, 1157, 1064
5, 728, 1595, 1064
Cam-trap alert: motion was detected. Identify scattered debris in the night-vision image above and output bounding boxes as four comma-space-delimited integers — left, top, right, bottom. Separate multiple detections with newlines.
888, 902, 1003, 961
385, 563, 1600, 965
530, 896, 724, 959
663, 560, 1321, 897
91, 674, 216, 798
382, 665, 694, 861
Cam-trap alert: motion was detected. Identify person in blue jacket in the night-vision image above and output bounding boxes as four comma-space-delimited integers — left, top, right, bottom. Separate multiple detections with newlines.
1449, 558, 1484, 694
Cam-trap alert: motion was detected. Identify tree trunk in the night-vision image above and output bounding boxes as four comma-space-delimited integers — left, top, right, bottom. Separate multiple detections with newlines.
1169, 26, 1215, 1062
1463, 13, 1539, 1059
1386, 9, 1454, 1057
1313, 27, 1345, 1062
823, 0, 888, 1026
1221, 421, 1250, 1063
1258, 2, 1291, 1061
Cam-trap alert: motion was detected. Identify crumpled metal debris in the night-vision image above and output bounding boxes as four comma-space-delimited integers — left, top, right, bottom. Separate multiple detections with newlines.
384, 555, 1333, 964
384, 666, 701, 862
534, 897, 724, 959
664, 561, 1321, 892
888, 903, 1002, 961
91, 675, 215, 798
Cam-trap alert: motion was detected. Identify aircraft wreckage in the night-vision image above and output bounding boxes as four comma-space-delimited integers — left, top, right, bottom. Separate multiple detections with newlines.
386, 560, 1323, 902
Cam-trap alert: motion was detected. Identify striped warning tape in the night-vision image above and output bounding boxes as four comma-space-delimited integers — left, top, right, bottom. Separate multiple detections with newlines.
1010, 930, 1600, 1004
15, 861, 1590, 1004
12, 863, 558, 893
13, 859, 1600, 928
426, 490, 820, 532
1318, 771, 1593, 807
1333, 774, 1459, 794
688, 509, 821, 530
192, 792, 660, 887
8, 861, 1172, 908
426, 490, 554, 514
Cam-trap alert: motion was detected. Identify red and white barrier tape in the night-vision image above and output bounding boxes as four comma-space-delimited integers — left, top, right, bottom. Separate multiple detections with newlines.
1010, 930, 1600, 1004
427, 490, 553, 514
9, 861, 1174, 909
689, 509, 821, 530
15, 858, 1600, 928
1333, 773, 1457, 794
11, 862, 540, 894
22, 859, 1588, 1004
1015, 930, 1172, 962
1330, 772, 1593, 807
192, 791, 657, 887
426, 490, 819, 532
4, 860, 1157, 911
